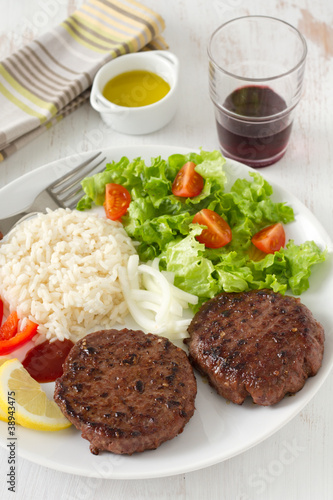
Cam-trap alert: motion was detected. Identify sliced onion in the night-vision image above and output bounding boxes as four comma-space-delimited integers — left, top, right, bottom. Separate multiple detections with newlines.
119, 255, 198, 340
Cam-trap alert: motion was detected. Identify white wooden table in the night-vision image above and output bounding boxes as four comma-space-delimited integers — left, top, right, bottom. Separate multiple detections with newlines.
1, 1, 332, 499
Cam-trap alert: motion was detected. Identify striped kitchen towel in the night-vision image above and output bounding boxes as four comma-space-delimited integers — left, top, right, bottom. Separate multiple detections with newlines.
0, 0, 167, 161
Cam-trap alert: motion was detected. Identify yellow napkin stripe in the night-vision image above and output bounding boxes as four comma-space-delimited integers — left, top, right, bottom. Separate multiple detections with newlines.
85, 0, 149, 49
2, 58, 64, 111
81, 3, 142, 40
0, 81, 47, 124
62, 0, 163, 54
0, 63, 58, 116
0, 0, 167, 159
68, 13, 137, 53
106, 0, 164, 36
74, 10, 129, 44
33, 40, 86, 78
0, 90, 91, 160
61, 20, 113, 54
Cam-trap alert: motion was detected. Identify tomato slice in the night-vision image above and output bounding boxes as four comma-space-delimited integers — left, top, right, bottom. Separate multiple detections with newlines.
171, 162, 204, 197
192, 209, 232, 248
0, 311, 19, 341
251, 222, 286, 254
0, 318, 38, 355
104, 183, 131, 221
247, 243, 267, 262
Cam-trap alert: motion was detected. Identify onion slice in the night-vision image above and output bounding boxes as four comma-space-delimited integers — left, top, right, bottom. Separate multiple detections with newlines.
119, 255, 198, 339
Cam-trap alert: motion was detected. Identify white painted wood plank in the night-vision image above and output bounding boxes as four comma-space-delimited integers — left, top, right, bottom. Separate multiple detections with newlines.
0, 0, 332, 498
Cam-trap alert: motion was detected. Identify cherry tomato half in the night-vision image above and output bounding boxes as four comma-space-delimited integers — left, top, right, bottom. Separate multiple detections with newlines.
251, 222, 286, 254
192, 208, 232, 249
247, 244, 267, 262
104, 183, 131, 221
171, 162, 204, 197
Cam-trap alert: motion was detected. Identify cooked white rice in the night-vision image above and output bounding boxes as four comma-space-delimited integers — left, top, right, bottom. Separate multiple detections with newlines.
0, 208, 137, 341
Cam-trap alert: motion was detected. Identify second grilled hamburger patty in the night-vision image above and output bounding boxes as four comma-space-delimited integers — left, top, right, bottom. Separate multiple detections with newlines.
185, 289, 324, 406
54, 328, 197, 455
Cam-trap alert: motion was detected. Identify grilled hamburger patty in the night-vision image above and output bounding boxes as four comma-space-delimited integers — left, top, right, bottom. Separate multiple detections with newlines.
54, 328, 197, 455
184, 289, 324, 406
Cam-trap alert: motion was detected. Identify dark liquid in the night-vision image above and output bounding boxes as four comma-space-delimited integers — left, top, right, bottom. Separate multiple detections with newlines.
216, 86, 293, 167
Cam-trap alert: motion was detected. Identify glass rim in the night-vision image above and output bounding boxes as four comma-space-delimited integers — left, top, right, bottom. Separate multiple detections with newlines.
207, 15, 308, 83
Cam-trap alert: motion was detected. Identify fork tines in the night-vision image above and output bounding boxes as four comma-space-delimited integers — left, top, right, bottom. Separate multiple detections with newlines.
48, 152, 107, 209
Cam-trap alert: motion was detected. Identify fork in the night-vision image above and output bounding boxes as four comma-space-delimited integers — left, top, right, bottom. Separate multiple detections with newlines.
0, 152, 106, 239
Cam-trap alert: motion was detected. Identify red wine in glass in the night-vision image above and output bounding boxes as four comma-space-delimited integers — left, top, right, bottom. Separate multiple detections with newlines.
216, 86, 293, 168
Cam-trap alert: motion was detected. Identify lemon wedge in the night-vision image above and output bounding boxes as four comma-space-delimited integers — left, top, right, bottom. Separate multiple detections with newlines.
0, 357, 10, 422
0, 358, 71, 431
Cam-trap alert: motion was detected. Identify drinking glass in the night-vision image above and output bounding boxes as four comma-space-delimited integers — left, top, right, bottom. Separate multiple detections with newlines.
208, 16, 307, 167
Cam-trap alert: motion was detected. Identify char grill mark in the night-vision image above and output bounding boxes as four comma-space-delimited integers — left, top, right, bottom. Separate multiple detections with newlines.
185, 289, 324, 406
54, 328, 197, 455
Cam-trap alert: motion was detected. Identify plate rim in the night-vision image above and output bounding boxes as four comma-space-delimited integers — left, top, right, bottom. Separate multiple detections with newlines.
0, 144, 332, 479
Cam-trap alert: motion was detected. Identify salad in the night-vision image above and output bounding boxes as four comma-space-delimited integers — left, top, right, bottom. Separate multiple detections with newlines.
77, 149, 325, 309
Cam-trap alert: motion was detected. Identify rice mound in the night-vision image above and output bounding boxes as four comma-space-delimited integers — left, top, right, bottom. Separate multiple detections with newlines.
0, 208, 137, 341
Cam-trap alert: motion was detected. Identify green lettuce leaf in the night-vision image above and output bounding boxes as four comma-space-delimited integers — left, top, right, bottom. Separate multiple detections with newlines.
76, 149, 326, 303
160, 225, 220, 301
282, 240, 327, 294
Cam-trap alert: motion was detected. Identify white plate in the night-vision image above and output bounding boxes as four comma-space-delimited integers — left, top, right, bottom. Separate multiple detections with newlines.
0, 145, 332, 479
